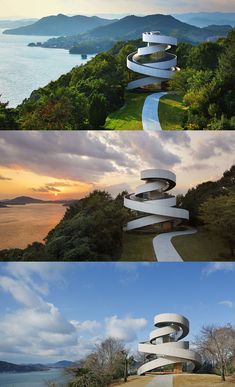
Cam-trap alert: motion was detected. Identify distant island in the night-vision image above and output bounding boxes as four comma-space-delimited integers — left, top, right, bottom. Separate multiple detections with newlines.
0, 196, 78, 206
0, 360, 75, 373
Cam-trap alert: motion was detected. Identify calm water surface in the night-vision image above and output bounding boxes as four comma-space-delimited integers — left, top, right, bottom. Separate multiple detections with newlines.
0, 29, 92, 107
0, 369, 71, 387
0, 204, 66, 249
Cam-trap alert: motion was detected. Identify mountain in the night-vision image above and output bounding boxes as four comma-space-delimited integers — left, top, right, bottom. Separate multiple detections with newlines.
73, 14, 232, 43
3, 14, 116, 36
0, 361, 48, 373
174, 12, 235, 28
46, 360, 75, 368
0, 19, 37, 29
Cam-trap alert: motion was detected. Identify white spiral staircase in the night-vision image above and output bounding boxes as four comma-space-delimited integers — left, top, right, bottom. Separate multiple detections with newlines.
127, 31, 178, 90
138, 313, 202, 375
124, 169, 188, 232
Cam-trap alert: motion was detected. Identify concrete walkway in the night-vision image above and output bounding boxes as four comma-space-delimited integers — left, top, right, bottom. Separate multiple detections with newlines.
142, 92, 167, 131
146, 375, 173, 387
153, 228, 197, 262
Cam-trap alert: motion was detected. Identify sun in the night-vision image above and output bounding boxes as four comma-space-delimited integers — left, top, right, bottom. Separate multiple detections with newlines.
54, 192, 58, 197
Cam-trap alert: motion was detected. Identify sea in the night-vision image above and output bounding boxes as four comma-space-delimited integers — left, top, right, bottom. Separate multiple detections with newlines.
0, 203, 66, 249
0, 29, 92, 107
0, 368, 71, 387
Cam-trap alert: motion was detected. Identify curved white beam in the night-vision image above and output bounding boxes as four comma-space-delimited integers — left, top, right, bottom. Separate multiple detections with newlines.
127, 31, 178, 90
138, 313, 202, 376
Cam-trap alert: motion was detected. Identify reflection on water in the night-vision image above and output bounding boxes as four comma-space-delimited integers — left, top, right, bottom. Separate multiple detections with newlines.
0, 204, 66, 249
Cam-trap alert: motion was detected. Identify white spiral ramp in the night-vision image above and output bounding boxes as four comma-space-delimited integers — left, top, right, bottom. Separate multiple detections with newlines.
123, 169, 194, 261
138, 313, 202, 376
124, 169, 188, 232
127, 31, 178, 90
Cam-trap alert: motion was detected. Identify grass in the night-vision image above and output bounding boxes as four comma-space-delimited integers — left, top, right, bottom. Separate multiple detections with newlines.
121, 231, 156, 261
121, 228, 232, 262
174, 374, 235, 387
105, 92, 147, 130
158, 93, 187, 130
172, 228, 232, 261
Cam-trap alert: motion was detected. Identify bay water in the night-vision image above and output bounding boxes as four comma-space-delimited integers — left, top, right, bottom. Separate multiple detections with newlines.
0, 29, 92, 107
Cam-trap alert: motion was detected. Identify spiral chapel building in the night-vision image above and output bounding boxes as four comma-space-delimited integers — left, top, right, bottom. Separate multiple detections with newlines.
127, 31, 178, 90
138, 313, 202, 375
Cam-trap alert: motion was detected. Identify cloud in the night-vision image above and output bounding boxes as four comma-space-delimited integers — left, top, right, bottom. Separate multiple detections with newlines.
203, 262, 235, 275
0, 263, 146, 363
71, 320, 101, 332
105, 315, 147, 342
219, 300, 234, 308
192, 134, 235, 161
32, 185, 61, 193
0, 132, 182, 184
0, 174, 12, 181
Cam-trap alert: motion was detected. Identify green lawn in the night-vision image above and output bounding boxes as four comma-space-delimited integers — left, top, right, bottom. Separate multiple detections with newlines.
121, 232, 156, 261
158, 93, 186, 130
121, 228, 232, 262
172, 228, 232, 261
105, 92, 147, 130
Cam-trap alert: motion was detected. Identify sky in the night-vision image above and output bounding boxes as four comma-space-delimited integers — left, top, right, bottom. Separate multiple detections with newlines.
0, 0, 235, 19
0, 261, 235, 363
0, 131, 234, 201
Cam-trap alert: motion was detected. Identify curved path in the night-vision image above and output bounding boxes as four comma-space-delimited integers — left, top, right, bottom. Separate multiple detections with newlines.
146, 375, 173, 387
142, 92, 167, 131
138, 313, 201, 376
153, 228, 197, 262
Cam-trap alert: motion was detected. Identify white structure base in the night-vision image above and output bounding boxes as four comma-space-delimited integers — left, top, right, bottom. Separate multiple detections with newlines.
138, 313, 202, 375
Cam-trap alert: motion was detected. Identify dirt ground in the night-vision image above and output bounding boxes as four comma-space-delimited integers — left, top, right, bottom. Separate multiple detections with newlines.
174, 374, 235, 387
111, 375, 155, 386
114, 374, 235, 387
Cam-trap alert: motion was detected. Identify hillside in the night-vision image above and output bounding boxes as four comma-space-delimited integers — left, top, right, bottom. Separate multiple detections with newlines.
82, 14, 231, 43
38, 14, 232, 52
3, 14, 115, 36
0, 361, 48, 373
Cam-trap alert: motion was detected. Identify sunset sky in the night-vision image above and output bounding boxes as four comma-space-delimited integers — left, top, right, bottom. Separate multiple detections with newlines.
0, 0, 234, 18
0, 261, 235, 363
0, 131, 234, 201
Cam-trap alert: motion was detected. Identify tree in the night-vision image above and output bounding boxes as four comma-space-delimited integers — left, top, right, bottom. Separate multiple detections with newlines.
194, 325, 235, 381
70, 338, 128, 386
0, 99, 19, 129
88, 93, 108, 128
199, 192, 235, 256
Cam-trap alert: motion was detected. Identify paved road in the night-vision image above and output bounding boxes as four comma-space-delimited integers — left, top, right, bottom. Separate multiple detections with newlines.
146, 375, 173, 387
153, 228, 197, 262
142, 92, 167, 131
